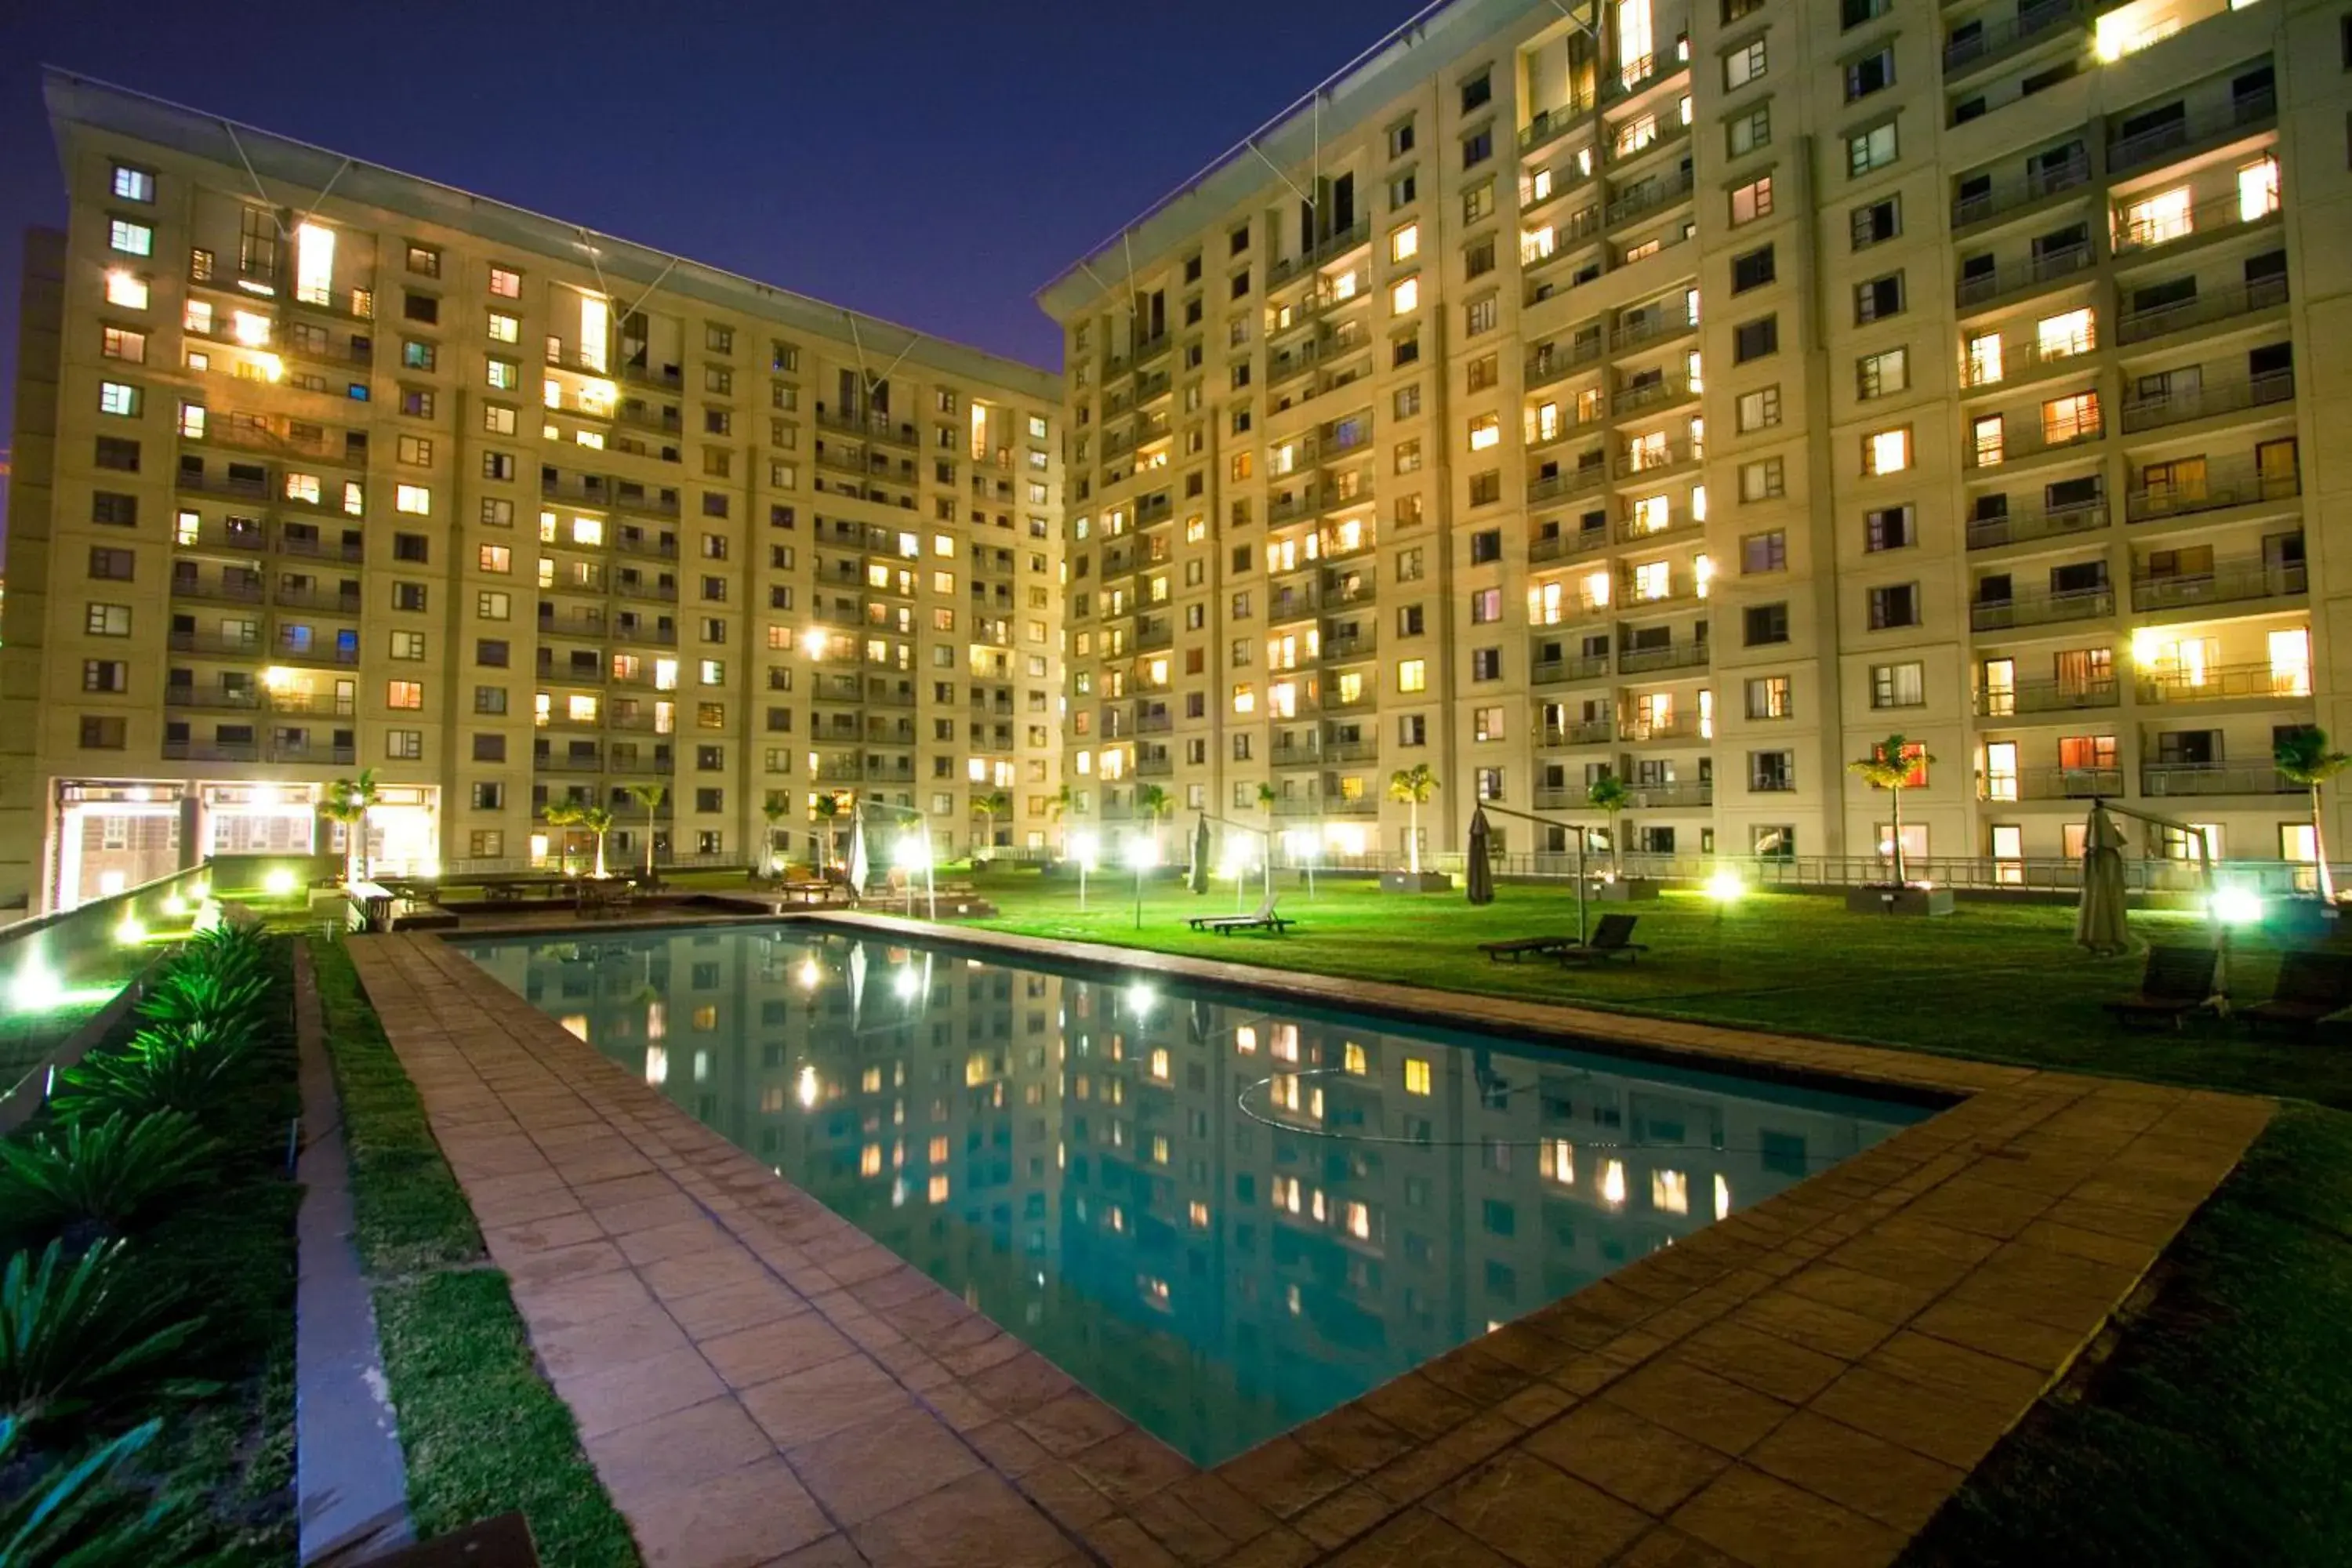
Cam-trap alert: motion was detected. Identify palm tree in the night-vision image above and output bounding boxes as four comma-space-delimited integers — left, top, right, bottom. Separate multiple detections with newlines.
1587, 774, 1630, 877
972, 789, 1011, 858
624, 782, 668, 881
542, 798, 584, 874
321, 768, 381, 884
1849, 733, 1934, 886
760, 794, 791, 873
579, 805, 615, 879
1386, 764, 1439, 874
810, 793, 843, 873
1134, 783, 1171, 858
2276, 727, 2352, 902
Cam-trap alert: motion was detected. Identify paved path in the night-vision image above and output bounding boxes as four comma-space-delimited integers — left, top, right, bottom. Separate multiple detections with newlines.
351, 926, 2272, 1567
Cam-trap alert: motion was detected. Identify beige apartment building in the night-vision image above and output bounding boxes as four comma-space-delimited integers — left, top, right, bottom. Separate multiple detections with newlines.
1041, 0, 2351, 880
4, 71, 1064, 912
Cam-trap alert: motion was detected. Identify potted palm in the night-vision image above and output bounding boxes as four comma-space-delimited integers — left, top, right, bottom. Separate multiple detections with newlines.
1381, 764, 1451, 891
2274, 727, 2348, 933
809, 793, 842, 873
758, 794, 790, 877
579, 805, 615, 880
1587, 775, 1657, 901
1846, 733, 1953, 915
626, 782, 668, 884
321, 768, 380, 886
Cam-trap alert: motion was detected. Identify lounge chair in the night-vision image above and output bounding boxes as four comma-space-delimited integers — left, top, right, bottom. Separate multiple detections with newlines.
1555, 914, 1647, 966
2103, 945, 2218, 1028
2241, 949, 2352, 1032
1188, 892, 1294, 935
1479, 935, 1581, 963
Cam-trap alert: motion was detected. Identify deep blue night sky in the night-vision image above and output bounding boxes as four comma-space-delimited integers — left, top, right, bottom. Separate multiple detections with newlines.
0, 0, 1436, 441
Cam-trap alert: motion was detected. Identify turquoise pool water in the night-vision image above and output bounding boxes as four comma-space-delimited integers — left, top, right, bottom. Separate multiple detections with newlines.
458, 925, 1929, 1464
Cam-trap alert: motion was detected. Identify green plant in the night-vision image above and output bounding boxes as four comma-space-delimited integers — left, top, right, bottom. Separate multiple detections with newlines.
1134, 784, 1171, 858
809, 793, 843, 872
135, 967, 271, 1037
0, 1415, 188, 1565
758, 793, 789, 872
0, 1114, 222, 1239
321, 768, 382, 886
1386, 764, 1439, 875
1849, 732, 1935, 886
51, 1022, 266, 1131
1587, 774, 1631, 876
542, 800, 585, 873
2276, 727, 2350, 904
626, 783, 669, 880
578, 806, 615, 880
0, 1241, 212, 1428
971, 790, 1010, 856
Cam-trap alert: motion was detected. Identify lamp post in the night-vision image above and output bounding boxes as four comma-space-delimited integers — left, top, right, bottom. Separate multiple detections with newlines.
1705, 866, 1744, 983
1071, 830, 1099, 913
891, 833, 929, 918
1127, 836, 1160, 930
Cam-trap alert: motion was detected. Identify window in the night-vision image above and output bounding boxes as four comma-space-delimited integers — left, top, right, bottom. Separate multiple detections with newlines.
1472, 648, 1501, 681
1870, 661, 1925, 708
1847, 122, 1899, 177
401, 339, 436, 371
1746, 676, 1791, 719
486, 311, 518, 343
1465, 296, 1497, 335
1744, 603, 1789, 645
389, 630, 426, 660
402, 292, 438, 325
1735, 386, 1781, 432
1731, 245, 1775, 293
1390, 118, 1417, 158
101, 325, 145, 363
1730, 176, 1773, 226
1753, 826, 1795, 861
103, 270, 148, 310
488, 266, 521, 297
1728, 106, 1771, 158
1750, 751, 1795, 791
1390, 222, 1420, 263
1854, 273, 1904, 322
111, 164, 155, 202
79, 717, 125, 750
92, 492, 137, 527
108, 219, 152, 256
395, 484, 431, 515
1742, 530, 1786, 573
1475, 706, 1507, 742
1725, 38, 1767, 89
1867, 583, 1919, 629
87, 546, 134, 580
1851, 197, 1900, 250
1864, 505, 1915, 551
2042, 392, 2100, 445
1846, 47, 1894, 101
83, 661, 130, 697
1739, 457, 1784, 501
1857, 347, 1907, 399
1461, 68, 1492, 112
486, 358, 517, 390
1733, 317, 1778, 363
2038, 308, 2095, 359
1464, 182, 1494, 224
387, 680, 423, 710
94, 436, 140, 471
1863, 426, 1911, 475
1470, 529, 1503, 564
405, 244, 441, 277
1391, 277, 1420, 314
97, 381, 140, 417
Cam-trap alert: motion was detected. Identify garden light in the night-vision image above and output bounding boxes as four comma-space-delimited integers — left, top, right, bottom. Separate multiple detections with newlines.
1124, 837, 1160, 873
2211, 887, 2264, 925
114, 915, 146, 947
1069, 830, 1100, 869
1705, 868, 1744, 904
263, 867, 298, 896
11, 961, 63, 1013
893, 966, 921, 1002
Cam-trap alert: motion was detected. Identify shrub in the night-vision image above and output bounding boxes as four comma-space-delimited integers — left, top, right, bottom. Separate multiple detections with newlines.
50, 1023, 266, 1131
0, 1415, 187, 1565
134, 967, 271, 1037
0, 1114, 220, 1239
0, 1241, 212, 1428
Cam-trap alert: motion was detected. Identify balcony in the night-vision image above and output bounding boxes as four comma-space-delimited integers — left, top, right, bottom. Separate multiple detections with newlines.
1958, 334, 2098, 393
1943, 0, 2085, 78
2113, 190, 2281, 262
1611, 301, 1698, 353
1603, 165, 1695, 228
2125, 456, 2299, 524
278, 532, 365, 563
1267, 217, 1374, 289
1519, 96, 1597, 154
1956, 243, 2093, 310
1134, 755, 1175, 778
165, 687, 260, 711
1621, 714, 1704, 743
1542, 718, 1616, 746
1976, 677, 2120, 717
1992, 766, 2123, 800
1530, 524, 1611, 564
2120, 368, 2293, 434
171, 575, 267, 606
173, 519, 266, 554
1965, 501, 2107, 550
2107, 90, 2276, 180
2140, 763, 2297, 797
1528, 464, 1609, 505
2139, 662, 2311, 706
1321, 630, 1379, 662
1617, 641, 1711, 676
1962, 404, 2104, 468
1525, 336, 1606, 390
162, 739, 262, 764
1624, 779, 1712, 809
1324, 739, 1381, 764
812, 407, 919, 448
1612, 374, 1699, 419
2129, 557, 2304, 613
2117, 276, 2287, 345
169, 630, 267, 657
1533, 654, 1612, 688
1970, 583, 2114, 631
1613, 438, 1698, 480
1952, 153, 2092, 232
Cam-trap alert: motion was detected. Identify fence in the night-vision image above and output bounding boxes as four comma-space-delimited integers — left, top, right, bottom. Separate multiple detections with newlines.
1390, 850, 2334, 898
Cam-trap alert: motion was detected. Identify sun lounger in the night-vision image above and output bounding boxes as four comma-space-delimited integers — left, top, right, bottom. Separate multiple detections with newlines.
1555, 913, 1647, 965
2241, 949, 2352, 1031
1479, 936, 1579, 962
2103, 945, 2218, 1028
1188, 893, 1294, 935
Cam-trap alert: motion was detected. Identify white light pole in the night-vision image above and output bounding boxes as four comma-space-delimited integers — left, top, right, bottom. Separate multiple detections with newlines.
1127, 836, 1160, 930
1072, 829, 1099, 913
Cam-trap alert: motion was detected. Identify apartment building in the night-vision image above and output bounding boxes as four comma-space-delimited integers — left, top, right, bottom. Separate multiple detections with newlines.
1040, 0, 2351, 878
5, 71, 1064, 911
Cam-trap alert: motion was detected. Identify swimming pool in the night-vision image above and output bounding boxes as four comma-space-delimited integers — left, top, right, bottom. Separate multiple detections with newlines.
458, 924, 1929, 1465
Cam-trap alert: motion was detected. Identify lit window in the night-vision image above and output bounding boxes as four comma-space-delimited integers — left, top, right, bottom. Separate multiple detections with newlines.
488, 267, 521, 298
2041, 392, 2100, 445
1390, 222, 1420, 262
387, 680, 423, 710
178, 403, 205, 438
107, 220, 152, 256
103, 270, 148, 310
487, 358, 517, 390
111, 165, 154, 202
488, 312, 519, 343
395, 485, 431, 515
2036, 309, 2094, 360
1864, 426, 1911, 475
97, 381, 139, 417
1398, 659, 1427, 693
2238, 158, 2280, 224
230, 310, 270, 347
1468, 413, 1500, 451
2122, 187, 2193, 249
1391, 277, 1420, 314
1965, 332, 2005, 387
1403, 1058, 1432, 1094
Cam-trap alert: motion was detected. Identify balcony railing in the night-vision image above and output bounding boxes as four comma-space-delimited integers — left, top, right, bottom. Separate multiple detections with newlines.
2120, 368, 2294, 434
1976, 677, 2119, 717
1613, 438, 1698, 479
2125, 456, 2299, 523
1530, 524, 1611, 564
1964, 404, 2103, 468
1943, 0, 2084, 76
1965, 501, 2107, 550
1617, 641, 1711, 675
1533, 654, 1612, 687
1951, 153, 2092, 231
1990, 766, 2124, 800
170, 576, 266, 605
1519, 96, 1597, 154
1525, 336, 1605, 388
2117, 276, 2287, 345
1956, 242, 2093, 309
2129, 558, 2304, 612
1543, 719, 1616, 746
1612, 302, 1699, 351
1612, 374, 1699, 418
2113, 190, 2280, 260
2107, 90, 2275, 178
1969, 583, 2114, 631
1622, 715, 1704, 743
2138, 662, 2312, 705
1603, 165, 1696, 228
2141, 764, 2298, 797
1528, 465, 1609, 504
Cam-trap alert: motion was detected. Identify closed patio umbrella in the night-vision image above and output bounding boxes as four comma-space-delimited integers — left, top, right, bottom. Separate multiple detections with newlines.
847, 810, 870, 898
2075, 802, 2130, 955
1189, 812, 1211, 895
1466, 807, 1496, 906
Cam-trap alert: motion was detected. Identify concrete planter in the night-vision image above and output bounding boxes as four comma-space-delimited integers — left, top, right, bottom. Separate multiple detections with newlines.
1381, 870, 1454, 893
1845, 885, 1956, 916
1594, 878, 1662, 902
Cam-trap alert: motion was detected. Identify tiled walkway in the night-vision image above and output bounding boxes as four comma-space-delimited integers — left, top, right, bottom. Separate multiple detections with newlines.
350, 927, 2272, 1568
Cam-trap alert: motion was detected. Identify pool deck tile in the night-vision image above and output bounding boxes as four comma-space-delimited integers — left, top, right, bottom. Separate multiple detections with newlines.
350, 923, 2274, 1566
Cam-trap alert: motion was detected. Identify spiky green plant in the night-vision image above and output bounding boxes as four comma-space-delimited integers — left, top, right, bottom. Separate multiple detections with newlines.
0, 1242, 212, 1428
135, 967, 272, 1037
1586, 774, 1631, 876
50, 1022, 267, 1130
0, 1113, 222, 1238
0, 1415, 187, 1565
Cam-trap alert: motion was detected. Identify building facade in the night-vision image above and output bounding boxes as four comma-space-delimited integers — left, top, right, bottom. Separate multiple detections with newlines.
5, 72, 1065, 910
1040, 0, 2350, 880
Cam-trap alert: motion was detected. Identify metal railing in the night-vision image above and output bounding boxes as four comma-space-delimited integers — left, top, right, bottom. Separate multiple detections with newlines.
2125, 458, 2299, 524
1970, 584, 2114, 630
1951, 152, 2091, 230
1976, 677, 2119, 716
2141, 764, 2299, 797
2138, 662, 2311, 705
1956, 242, 2092, 309
2129, 558, 2304, 612
1533, 655, 1613, 688
2107, 90, 2275, 176
1966, 502, 2107, 550
2120, 369, 2294, 434
1618, 641, 1711, 675
2118, 276, 2288, 345
1530, 526, 1612, 564
1943, 0, 2083, 74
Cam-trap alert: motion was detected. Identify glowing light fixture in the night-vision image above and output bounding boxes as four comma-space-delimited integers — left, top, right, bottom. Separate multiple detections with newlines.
796, 1064, 820, 1109
114, 916, 146, 947
2211, 887, 2263, 925
1705, 868, 1744, 904
263, 868, 299, 897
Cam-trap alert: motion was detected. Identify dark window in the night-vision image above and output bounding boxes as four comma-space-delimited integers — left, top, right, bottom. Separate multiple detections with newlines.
472, 734, 506, 762
1749, 751, 1795, 791
79, 716, 126, 749
88, 546, 135, 580
1472, 648, 1502, 680
1846, 47, 1894, 100
1842, 0, 1889, 24
1864, 506, 1915, 551
1733, 316, 1780, 362
92, 492, 138, 527
1855, 273, 1904, 322
1463, 129, 1494, 167
1744, 603, 1789, 645
1867, 583, 1919, 628
393, 532, 429, 562
695, 788, 724, 813
1470, 529, 1503, 563
477, 639, 510, 667
1461, 69, 1492, 112
1731, 245, 1776, 293
1850, 198, 1900, 250
94, 436, 140, 471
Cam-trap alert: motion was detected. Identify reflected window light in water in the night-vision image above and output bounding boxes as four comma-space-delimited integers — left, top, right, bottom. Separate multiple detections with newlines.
860, 1144, 882, 1177
894, 967, 921, 1002
796, 1065, 819, 1109
1652, 1170, 1690, 1215
927, 1174, 949, 1204
643, 1044, 667, 1085
646, 1001, 665, 1040
560, 1014, 590, 1042
1235, 1025, 1258, 1054
796, 958, 822, 991
693, 1050, 710, 1084
1127, 983, 1155, 1018
1189, 1200, 1210, 1229
1715, 1173, 1732, 1220
1601, 1160, 1628, 1206
1542, 1138, 1575, 1185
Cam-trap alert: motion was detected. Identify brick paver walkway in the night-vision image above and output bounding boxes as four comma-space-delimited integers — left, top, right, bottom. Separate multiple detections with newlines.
350, 924, 2271, 1568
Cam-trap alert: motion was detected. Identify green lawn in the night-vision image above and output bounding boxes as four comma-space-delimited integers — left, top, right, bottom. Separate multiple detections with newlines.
956, 866, 2352, 1562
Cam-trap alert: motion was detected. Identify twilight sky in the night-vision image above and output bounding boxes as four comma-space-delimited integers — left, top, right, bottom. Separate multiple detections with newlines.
0, 0, 1439, 447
